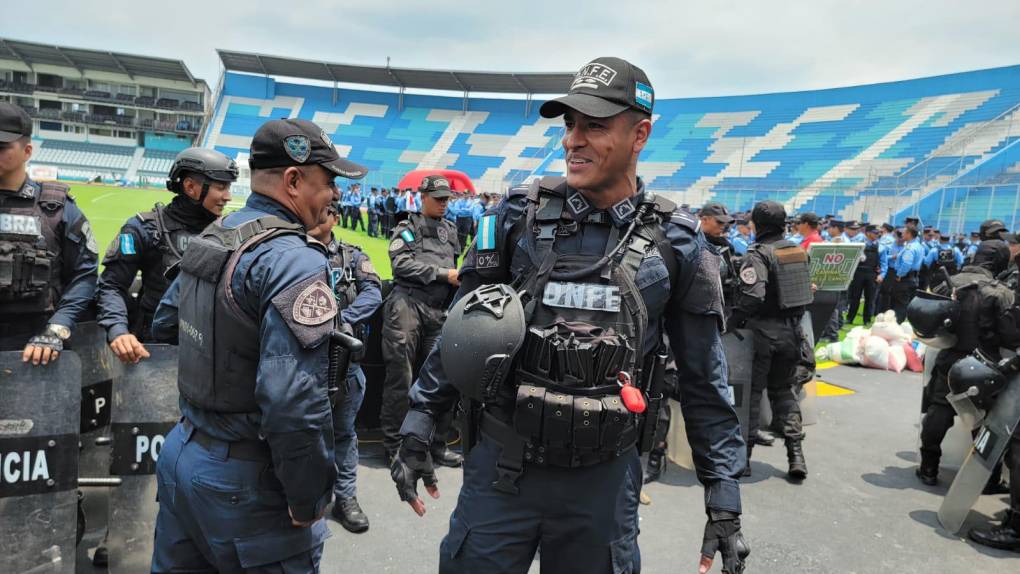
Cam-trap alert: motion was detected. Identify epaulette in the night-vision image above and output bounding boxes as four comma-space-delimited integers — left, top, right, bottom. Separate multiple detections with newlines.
38, 181, 68, 211
644, 192, 677, 217
668, 207, 699, 233
526, 176, 568, 203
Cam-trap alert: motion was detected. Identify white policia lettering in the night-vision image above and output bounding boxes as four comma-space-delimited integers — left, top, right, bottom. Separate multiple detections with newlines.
0, 449, 50, 483
0, 214, 42, 236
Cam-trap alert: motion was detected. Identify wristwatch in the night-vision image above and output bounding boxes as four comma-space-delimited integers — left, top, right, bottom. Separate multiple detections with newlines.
46, 324, 71, 341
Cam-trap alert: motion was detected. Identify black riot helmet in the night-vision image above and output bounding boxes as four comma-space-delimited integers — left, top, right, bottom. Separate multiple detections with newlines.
440, 284, 526, 401
979, 219, 1007, 241
972, 238, 1011, 276
751, 200, 786, 238
167, 147, 239, 202
906, 291, 959, 349
948, 351, 1008, 410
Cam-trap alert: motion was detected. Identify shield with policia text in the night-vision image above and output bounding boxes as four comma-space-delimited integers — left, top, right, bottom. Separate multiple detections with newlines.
0, 350, 81, 573
807, 243, 864, 291
937, 372, 1020, 534
106, 345, 180, 573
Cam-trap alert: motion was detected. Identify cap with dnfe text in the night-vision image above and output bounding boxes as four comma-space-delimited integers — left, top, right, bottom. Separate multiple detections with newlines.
249, 118, 367, 180
540, 57, 654, 119
0, 102, 32, 143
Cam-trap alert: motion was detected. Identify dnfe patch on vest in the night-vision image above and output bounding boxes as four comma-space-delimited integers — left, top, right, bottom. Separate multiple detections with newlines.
740, 266, 758, 285
543, 281, 621, 312
293, 280, 337, 325
0, 213, 41, 236
437, 225, 449, 244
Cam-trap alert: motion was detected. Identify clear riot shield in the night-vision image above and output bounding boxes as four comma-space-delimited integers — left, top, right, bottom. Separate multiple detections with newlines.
0, 350, 82, 573
106, 345, 180, 573
938, 373, 1020, 534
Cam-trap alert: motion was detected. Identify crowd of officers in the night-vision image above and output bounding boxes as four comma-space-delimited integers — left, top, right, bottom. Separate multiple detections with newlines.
1, 51, 1018, 573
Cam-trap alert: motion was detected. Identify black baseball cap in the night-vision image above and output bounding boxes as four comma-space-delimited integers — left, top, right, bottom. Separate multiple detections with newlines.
700, 202, 733, 224
847, 220, 861, 230
540, 57, 654, 119
796, 212, 820, 226
248, 118, 367, 180
418, 174, 453, 199
0, 102, 32, 143
865, 224, 879, 234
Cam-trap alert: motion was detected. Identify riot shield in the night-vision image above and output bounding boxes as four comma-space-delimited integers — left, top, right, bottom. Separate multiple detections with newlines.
722, 329, 754, 445
937, 372, 1020, 534
0, 350, 81, 573
106, 345, 180, 573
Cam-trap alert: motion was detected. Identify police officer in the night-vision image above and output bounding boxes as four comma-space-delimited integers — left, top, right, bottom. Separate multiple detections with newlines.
308, 203, 383, 533
380, 174, 464, 467
845, 224, 888, 325
390, 57, 748, 574
0, 102, 98, 363
925, 229, 964, 289
148, 118, 367, 572
96, 148, 237, 363
915, 238, 1020, 487
454, 191, 476, 251
382, 187, 397, 236
891, 226, 924, 323
730, 200, 813, 481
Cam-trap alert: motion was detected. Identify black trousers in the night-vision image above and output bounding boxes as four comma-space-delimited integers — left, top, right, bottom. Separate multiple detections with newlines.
380, 291, 451, 454
367, 211, 379, 237
846, 274, 878, 324
348, 206, 364, 231
891, 275, 917, 324
747, 316, 805, 448
877, 268, 896, 314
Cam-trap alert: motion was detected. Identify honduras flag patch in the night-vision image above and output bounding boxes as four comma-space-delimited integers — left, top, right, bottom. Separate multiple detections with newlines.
119, 233, 136, 255
478, 214, 496, 251
400, 229, 415, 243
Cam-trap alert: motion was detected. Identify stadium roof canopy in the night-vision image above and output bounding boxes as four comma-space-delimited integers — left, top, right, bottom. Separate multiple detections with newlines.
0, 37, 202, 85
217, 49, 574, 95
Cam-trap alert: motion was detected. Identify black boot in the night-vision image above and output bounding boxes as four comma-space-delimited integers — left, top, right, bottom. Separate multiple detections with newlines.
743, 445, 753, 478
431, 447, 464, 468
331, 496, 370, 533
786, 440, 807, 480
916, 456, 939, 486
968, 510, 1020, 552
644, 449, 666, 484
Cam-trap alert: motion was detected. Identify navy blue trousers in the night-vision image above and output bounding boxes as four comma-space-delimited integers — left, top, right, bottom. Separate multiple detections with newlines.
332, 365, 366, 499
439, 436, 642, 574
151, 423, 330, 573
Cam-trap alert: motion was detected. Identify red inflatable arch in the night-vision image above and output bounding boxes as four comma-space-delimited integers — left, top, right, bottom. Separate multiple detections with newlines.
397, 169, 475, 194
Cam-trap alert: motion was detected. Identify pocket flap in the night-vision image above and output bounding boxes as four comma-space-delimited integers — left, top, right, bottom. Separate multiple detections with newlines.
234, 519, 331, 568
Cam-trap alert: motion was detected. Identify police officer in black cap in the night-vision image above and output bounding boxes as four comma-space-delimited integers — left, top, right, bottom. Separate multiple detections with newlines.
390, 57, 747, 574
0, 102, 98, 364
914, 230, 1020, 487
380, 174, 463, 467
96, 147, 237, 363
730, 200, 813, 480
149, 118, 367, 571
308, 203, 383, 533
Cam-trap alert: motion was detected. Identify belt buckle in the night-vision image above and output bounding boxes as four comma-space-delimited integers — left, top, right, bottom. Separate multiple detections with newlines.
491, 460, 522, 495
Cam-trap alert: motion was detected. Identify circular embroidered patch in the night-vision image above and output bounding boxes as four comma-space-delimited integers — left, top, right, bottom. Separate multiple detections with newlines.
740, 266, 758, 285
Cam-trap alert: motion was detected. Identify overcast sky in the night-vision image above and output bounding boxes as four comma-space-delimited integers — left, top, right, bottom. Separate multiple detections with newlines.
6, 0, 1019, 97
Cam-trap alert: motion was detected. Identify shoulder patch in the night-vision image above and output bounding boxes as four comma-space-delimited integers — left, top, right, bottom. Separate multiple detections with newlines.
82, 220, 98, 254
292, 280, 337, 325
400, 229, 415, 243
119, 232, 136, 255
389, 238, 406, 252
437, 225, 449, 244
359, 258, 377, 277
740, 266, 758, 285
271, 274, 336, 349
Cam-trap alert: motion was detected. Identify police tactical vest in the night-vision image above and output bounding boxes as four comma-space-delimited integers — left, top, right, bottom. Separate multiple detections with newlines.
945, 271, 1012, 354
856, 242, 879, 279
327, 241, 358, 310
933, 246, 958, 276
134, 205, 200, 335
753, 239, 812, 315
498, 177, 680, 466
392, 213, 459, 306
176, 215, 314, 413
0, 180, 68, 316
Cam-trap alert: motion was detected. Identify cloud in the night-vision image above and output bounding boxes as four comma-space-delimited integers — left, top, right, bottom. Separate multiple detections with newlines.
5, 0, 1019, 97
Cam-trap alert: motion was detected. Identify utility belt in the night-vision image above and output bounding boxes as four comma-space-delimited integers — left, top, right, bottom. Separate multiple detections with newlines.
391, 283, 450, 308
183, 418, 271, 462
897, 271, 919, 282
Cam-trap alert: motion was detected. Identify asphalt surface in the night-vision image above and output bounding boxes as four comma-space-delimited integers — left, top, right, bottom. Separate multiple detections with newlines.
76, 364, 1018, 573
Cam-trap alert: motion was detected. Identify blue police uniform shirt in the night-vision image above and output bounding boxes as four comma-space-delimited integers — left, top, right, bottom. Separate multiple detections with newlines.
152, 193, 337, 521
2, 177, 98, 331
470, 198, 484, 222
845, 232, 866, 243
731, 234, 750, 256
787, 232, 803, 244
894, 238, 924, 278
396, 195, 407, 213
445, 198, 461, 222
401, 180, 745, 514
865, 238, 890, 277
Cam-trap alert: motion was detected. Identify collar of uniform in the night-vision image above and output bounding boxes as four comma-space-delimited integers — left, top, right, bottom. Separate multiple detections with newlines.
1, 176, 39, 199
244, 193, 304, 226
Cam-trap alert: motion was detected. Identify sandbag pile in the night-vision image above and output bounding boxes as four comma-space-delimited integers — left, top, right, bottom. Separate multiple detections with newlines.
815, 310, 924, 373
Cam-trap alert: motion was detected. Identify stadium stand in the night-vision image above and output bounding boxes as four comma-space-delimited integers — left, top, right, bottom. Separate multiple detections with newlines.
206, 56, 1020, 229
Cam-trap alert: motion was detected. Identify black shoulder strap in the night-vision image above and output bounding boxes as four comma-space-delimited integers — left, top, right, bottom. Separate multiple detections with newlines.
38, 181, 68, 206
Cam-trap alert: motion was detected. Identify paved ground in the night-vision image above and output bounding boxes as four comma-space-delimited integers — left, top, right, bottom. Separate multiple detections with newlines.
77, 364, 1018, 573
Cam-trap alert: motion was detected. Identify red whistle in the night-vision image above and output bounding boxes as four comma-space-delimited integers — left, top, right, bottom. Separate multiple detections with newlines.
617, 372, 646, 414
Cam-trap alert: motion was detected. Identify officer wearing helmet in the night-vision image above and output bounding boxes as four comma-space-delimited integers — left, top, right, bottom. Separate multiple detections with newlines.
729, 200, 813, 481
390, 57, 747, 574
96, 147, 237, 363
912, 230, 1020, 487
0, 102, 98, 365
149, 118, 367, 571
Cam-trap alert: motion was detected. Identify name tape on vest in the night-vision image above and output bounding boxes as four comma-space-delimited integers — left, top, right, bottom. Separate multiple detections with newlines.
543, 281, 622, 313
0, 213, 42, 237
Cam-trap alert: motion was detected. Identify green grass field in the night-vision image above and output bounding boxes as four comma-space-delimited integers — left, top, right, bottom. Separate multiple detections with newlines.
69, 183, 395, 279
